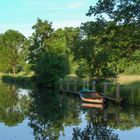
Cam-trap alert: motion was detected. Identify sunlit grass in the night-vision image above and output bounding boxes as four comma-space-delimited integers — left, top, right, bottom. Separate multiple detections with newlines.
118, 75, 140, 88
118, 75, 140, 84
65, 74, 140, 88
17, 71, 34, 77
0, 72, 6, 78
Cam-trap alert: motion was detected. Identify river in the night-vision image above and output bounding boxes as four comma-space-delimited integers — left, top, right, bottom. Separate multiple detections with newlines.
0, 81, 140, 140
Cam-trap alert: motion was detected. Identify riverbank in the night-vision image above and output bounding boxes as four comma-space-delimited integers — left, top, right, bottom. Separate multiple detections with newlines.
1, 72, 140, 88
118, 75, 140, 88
65, 74, 140, 88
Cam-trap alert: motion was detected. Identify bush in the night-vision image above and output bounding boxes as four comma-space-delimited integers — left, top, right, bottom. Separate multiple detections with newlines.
34, 52, 70, 88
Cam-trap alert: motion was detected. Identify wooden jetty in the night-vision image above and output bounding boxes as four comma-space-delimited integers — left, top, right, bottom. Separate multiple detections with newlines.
59, 79, 123, 103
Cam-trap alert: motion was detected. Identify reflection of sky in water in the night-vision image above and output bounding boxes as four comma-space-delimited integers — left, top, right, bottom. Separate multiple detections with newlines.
59, 113, 87, 140
114, 128, 140, 140
17, 88, 30, 96
0, 119, 34, 140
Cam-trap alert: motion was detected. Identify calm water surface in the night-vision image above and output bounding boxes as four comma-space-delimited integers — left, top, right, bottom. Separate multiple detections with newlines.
0, 81, 140, 140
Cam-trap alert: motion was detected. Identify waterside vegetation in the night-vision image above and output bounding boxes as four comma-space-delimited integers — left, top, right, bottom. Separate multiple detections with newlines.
0, 0, 140, 90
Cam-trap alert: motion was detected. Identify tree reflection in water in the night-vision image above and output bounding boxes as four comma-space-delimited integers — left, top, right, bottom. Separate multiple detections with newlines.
28, 87, 140, 140
0, 82, 30, 126
72, 118, 119, 140
28, 88, 81, 140
72, 103, 119, 140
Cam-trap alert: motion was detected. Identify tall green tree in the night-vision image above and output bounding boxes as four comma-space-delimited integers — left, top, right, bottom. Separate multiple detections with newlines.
28, 18, 54, 64
29, 19, 72, 87
0, 30, 27, 75
73, 19, 116, 80
86, 0, 140, 74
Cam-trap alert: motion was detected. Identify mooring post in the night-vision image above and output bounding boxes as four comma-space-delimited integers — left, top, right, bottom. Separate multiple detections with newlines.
60, 79, 63, 90
83, 80, 86, 89
131, 91, 134, 105
116, 83, 120, 101
92, 81, 96, 91
66, 80, 70, 91
74, 80, 77, 91
86, 79, 89, 89
103, 82, 108, 95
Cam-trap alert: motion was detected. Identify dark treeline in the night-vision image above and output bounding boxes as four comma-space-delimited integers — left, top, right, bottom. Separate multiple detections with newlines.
0, 0, 140, 87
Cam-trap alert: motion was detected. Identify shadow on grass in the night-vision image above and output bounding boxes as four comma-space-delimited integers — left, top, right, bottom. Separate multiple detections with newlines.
122, 80, 140, 89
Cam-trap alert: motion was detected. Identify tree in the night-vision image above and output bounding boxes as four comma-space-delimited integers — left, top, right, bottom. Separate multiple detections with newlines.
28, 19, 82, 87
34, 52, 69, 87
73, 19, 116, 80
0, 30, 27, 75
28, 18, 54, 64
49, 27, 80, 74
87, 0, 140, 24
86, 0, 140, 74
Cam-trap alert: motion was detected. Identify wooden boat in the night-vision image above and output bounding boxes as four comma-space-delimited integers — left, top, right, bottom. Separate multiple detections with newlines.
79, 89, 105, 104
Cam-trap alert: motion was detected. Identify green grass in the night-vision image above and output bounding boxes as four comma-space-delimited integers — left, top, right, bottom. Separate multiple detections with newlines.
0, 72, 6, 78
118, 75, 140, 88
64, 74, 140, 85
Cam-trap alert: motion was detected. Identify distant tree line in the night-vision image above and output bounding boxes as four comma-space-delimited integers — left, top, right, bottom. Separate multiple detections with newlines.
0, 0, 140, 87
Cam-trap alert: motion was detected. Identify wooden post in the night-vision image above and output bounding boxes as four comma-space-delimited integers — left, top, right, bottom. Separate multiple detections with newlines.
131, 91, 134, 105
116, 83, 120, 101
66, 80, 70, 90
103, 82, 108, 95
74, 80, 77, 91
60, 79, 63, 90
86, 79, 89, 89
83, 80, 86, 89
92, 81, 96, 91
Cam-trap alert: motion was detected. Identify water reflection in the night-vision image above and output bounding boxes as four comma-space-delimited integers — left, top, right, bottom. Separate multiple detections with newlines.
0, 82, 30, 126
0, 81, 140, 139
28, 88, 81, 140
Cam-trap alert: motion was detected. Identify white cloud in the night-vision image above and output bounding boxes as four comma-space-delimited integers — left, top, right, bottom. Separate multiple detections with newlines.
67, 2, 84, 9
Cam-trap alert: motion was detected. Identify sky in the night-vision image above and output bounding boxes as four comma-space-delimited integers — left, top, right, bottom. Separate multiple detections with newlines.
0, 0, 98, 37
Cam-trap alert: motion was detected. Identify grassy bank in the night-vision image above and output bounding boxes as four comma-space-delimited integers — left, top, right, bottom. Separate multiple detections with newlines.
0, 72, 6, 78
118, 75, 140, 88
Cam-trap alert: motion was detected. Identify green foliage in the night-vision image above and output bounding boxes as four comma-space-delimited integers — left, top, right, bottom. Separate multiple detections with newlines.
28, 19, 82, 87
87, 0, 140, 24
84, 0, 140, 77
34, 52, 69, 87
0, 30, 27, 75
28, 18, 54, 63
76, 59, 89, 78
73, 20, 117, 80
124, 63, 140, 75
